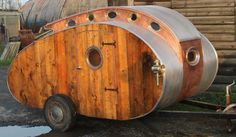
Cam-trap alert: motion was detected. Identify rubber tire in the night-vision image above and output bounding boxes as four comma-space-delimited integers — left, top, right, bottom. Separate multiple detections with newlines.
44, 94, 77, 132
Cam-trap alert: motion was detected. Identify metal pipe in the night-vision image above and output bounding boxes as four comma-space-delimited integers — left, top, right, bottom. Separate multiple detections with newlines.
226, 81, 235, 106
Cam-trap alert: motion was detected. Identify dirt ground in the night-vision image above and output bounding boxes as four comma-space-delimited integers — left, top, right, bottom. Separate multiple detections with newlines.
1, 66, 236, 137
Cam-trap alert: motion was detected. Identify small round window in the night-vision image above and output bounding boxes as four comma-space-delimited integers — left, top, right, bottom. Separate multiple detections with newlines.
86, 47, 103, 70
186, 47, 200, 66
67, 19, 76, 27
150, 22, 160, 31
129, 13, 138, 21
88, 14, 95, 22
108, 11, 117, 19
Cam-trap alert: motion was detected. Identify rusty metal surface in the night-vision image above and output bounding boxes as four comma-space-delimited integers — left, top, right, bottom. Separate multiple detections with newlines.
20, 0, 108, 33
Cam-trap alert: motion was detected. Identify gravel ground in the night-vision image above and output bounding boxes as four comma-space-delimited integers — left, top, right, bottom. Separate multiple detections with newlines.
0, 66, 45, 127
1, 66, 236, 137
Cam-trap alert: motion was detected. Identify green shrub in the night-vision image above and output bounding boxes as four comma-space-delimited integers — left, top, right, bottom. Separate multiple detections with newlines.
0, 59, 12, 66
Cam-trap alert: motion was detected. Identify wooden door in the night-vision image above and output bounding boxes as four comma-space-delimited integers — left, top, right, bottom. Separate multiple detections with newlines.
77, 26, 118, 119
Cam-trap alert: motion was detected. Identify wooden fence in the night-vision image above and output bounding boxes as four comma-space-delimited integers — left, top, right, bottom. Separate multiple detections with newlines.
133, 0, 236, 92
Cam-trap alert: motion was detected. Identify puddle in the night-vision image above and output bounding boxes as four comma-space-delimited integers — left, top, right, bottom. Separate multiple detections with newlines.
0, 126, 51, 137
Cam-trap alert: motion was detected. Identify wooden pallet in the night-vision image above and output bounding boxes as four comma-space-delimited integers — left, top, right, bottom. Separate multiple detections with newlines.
0, 42, 21, 62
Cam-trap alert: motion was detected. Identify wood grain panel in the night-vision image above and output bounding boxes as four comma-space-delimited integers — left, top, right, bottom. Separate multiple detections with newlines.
175, 7, 235, 16
8, 24, 162, 120
172, 0, 235, 8
213, 42, 236, 50
188, 16, 235, 25
196, 25, 235, 34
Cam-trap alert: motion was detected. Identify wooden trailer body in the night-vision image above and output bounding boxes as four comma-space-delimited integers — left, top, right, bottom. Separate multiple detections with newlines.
8, 6, 218, 122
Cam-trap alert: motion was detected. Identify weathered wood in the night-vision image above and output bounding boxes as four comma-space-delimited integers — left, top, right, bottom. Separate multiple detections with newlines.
212, 42, 236, 50
108, 0, 131, 6
172, 0, 235, 8
219, 58, 236, 67
203, 33, 235, 42
196, 25, 235, 34
0, 42, 21, 61
134, 0, 171, 7
213, 75, 236, 84
217, 50, 236, 58
134, 1, 171, 7
175, 7, 235, 17
152, 2, 171, 7
188, 16, 235, 25
217, 67, 236, 76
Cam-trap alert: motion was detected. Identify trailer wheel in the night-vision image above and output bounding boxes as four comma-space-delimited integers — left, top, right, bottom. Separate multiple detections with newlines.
44, 94, 77, 132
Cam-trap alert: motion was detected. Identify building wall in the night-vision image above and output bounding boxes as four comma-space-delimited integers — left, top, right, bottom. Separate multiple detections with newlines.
0, 11, 20, 42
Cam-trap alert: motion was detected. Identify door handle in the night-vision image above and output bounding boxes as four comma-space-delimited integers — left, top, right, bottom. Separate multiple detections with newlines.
76, 66, 82, 70
151, 60, 165, 86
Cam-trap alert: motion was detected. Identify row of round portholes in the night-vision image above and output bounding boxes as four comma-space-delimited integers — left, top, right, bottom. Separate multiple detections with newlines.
67, 11, 161, 32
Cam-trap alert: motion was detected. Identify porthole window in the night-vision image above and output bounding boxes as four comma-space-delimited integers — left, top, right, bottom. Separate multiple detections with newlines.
186, 47, 200, 66
88, 14, 95, 22
150, 22, 160, 31
86, 46, 103, 70
129, 13, 138, 21
108, 11, 117, 19
67, 19, 76, 27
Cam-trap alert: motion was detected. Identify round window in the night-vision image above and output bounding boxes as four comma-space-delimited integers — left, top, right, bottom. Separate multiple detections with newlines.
88, 14, 95, 22
67, 19, 76, 27
129, 13, 138, 21
150, 22, 160, 31
186, 47, 200, 66
86, 47, 103, 70
108, 11, 117, 19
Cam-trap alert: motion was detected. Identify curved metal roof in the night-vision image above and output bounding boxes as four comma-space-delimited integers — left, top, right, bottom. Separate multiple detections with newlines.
20, 0, 107, 32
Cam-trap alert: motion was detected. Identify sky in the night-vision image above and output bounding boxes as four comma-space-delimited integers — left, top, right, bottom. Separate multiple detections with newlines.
21, 0, 29, 4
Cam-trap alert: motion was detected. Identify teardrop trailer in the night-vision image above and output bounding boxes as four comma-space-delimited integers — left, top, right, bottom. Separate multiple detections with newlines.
7, 6, 220, 131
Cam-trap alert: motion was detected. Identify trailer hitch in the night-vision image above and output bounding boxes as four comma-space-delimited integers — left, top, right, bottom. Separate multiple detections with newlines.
223, 81, 236, 132
225, 81, 235, 106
